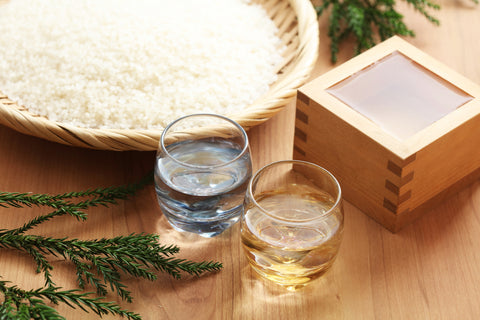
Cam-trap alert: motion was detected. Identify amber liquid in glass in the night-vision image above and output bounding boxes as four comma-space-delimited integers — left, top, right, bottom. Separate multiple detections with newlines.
241, 189, 343, 290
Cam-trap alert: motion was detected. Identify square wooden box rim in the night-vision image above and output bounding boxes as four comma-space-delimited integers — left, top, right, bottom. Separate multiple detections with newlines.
301, 36, 480, 160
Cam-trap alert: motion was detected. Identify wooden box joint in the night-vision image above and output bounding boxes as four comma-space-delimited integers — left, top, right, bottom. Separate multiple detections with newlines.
293, 36, 480, 231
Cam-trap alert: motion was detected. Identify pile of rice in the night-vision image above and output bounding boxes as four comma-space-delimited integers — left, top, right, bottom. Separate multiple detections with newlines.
0, 0, 284, 130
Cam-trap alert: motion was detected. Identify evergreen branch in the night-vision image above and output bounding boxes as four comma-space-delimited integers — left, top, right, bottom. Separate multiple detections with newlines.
0, 171, 154, 237
0, 233, 222, 312
4, 206, 87, 237
404, 0, 440, 25
0, 281, 141, 320
24, 246, 56, 288
145, 255, 223, 279
69, 254, 93, 290
313, 0, 476, 63
171, 259, 224, 277
0, 192, 69, 209
0, 170, 223, 319
0, 170, 153, 210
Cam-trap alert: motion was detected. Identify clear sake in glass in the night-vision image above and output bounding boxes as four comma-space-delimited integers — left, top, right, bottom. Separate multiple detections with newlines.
241, 160, 343, 290
155, 114, 252, 238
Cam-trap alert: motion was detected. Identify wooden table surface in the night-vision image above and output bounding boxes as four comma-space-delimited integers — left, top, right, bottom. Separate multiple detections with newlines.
1, 1, 480, 319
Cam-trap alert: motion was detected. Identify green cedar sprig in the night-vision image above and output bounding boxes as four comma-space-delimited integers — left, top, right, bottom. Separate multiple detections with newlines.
314, 0, 477, 63
0, 171, 154, 235
0, 281, 141, 320
0, 171, 223, 319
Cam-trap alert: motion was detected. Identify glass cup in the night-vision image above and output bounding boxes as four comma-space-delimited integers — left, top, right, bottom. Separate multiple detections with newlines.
154, 114, 252, 238
241, 160, 344, 290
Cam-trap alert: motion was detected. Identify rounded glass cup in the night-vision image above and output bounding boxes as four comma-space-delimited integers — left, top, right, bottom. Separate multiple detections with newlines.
240, 160, 344, 290
154, 113, 252, 238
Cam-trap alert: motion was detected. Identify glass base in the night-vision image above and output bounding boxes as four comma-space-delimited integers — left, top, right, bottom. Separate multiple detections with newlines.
248, 261, 330, 291
161, 205, 242, 238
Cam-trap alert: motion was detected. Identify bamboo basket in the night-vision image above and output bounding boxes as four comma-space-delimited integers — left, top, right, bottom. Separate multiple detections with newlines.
0, 0, 319, 151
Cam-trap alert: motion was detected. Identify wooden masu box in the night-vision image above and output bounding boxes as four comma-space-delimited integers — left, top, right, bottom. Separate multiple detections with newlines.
293, 36, 480, 232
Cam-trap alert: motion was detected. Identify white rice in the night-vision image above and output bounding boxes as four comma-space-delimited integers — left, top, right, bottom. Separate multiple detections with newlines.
0, 0, 284, 130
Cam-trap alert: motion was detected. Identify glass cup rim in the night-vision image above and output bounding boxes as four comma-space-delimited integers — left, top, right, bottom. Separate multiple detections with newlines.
247, 160, 342, 223
159, 113, 249, 169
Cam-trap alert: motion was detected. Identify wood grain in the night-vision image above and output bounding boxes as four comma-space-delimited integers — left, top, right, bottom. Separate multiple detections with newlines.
295, 35, 480, 231
1, 0, 480, 319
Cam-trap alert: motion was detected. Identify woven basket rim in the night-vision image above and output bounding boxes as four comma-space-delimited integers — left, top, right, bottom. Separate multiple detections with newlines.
0, 0, 319, 151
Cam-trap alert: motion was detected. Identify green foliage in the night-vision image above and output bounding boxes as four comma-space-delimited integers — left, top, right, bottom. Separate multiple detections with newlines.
0, 172, 222, 319
0, 281, 141, 320
314, 0, 444, 63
